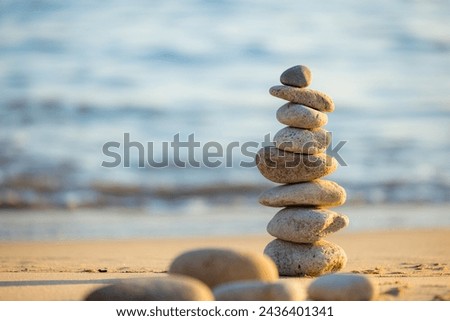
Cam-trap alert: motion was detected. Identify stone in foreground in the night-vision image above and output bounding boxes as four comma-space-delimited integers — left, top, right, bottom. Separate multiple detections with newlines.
264, 239, 347, 277
308, 273, 378, 301
213, 280, 306, 301
280, 65, 312, 88
256, 146, 337, 184
168, 248, 278, 288
259, 180, 346, 207
269, 86, 334, 112
277, 103, 328, 129
274, 127, 330, 154
85, 275, 213, 301
267, 208, 349, 243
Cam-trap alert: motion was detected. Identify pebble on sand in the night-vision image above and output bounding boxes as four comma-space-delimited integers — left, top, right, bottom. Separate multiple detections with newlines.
264, 239, 347, 277
85, 275, 214, 301
213, 280, 306, 301
168, 248, 278, 288
308, 273, 378, 301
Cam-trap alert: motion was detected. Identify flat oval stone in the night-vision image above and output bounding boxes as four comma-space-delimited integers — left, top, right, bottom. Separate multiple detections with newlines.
267, 208, 349, 243
274, 127, 330, 154
255, 146, 338, 184
264, 239, 347, 277
308, 274, 378, 301
259, 180, 346, 207
269, 86, 334, 112
280, 65, 312, 88
213, 280, 306, 301
168, 248, 278, 288
277, 103, 328, 129
85, 275, 213, 301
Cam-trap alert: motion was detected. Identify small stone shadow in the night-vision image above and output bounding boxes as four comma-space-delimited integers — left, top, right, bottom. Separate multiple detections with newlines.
0, 279, 120, 287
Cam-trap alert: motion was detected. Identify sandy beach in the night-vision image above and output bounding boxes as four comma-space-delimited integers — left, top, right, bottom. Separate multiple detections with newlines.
0, 228, 449, 301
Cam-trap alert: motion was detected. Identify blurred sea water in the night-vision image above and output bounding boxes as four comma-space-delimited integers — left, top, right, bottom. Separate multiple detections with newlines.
0, 0, 449, 213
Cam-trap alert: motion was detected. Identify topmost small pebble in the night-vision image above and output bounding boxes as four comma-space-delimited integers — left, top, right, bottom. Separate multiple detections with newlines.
280, 65, 312, 88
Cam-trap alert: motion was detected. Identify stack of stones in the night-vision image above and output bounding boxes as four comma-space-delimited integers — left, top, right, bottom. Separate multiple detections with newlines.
256, 65, 348, 277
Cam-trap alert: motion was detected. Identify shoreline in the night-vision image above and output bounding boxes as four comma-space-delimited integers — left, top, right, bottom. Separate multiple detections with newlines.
1, 203, 450, 242
0, 229, 449, 300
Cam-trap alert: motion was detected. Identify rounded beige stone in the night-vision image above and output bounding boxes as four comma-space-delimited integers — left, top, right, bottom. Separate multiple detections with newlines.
264, 239, 347, 277
269, 85, 334, 112
266, 208, 349, 243
308, 273, 378, 301
85, 275, 213, 301
280, 65, 312, 88
255, 146, 338, 184
276, 103, 328, 129
259, 180, 346, 207
274, 127, 330, 154
213, 280, 306, 301
168, 248, 279, 288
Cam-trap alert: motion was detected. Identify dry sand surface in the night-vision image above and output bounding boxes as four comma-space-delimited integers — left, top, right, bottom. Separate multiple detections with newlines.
0, 229, 449, 300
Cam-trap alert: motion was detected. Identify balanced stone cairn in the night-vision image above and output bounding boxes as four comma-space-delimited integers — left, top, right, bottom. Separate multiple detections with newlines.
257, 65, 348, 277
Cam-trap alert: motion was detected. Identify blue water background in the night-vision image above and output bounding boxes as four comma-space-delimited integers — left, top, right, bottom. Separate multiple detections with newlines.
0, 0, 449, 212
